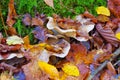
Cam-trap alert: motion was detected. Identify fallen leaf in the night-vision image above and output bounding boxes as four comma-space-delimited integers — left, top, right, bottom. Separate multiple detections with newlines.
6, 35, 24, 45
115, 32, 120, 40
22, 60, 43, 80
108, 0, 120, 18
77, 63, 90, 80
66, 43, 87, 64
97, 15, 109, 22
96, 6, 110, 16
0, 72, 14, 80
6, 0, 17, 27
96, 23, 120, 47
22, 13, 31, 26
107, 62, 116, 75
47, 17, 76, 38
32, 26, 47, 42
38, 60, 59, 80
7, 27, 17, 35
83, 11, 97, 23
14, 71, 26, 80
62, 63, 80, 76
44, 0, 54, 8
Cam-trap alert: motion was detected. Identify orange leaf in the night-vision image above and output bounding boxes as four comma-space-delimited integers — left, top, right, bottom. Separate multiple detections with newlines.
44, 0, 54, 8
66, 43, 87, 64
6, 0, 17, 27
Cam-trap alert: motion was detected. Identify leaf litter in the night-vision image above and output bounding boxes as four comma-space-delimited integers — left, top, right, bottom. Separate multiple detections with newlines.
1, 0, 120, 80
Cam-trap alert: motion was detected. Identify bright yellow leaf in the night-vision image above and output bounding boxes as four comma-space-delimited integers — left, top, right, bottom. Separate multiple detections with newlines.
115, 32, 120, 40
96, 6, 110, 16
38, 60, 59, 80
62, 63, 80, 76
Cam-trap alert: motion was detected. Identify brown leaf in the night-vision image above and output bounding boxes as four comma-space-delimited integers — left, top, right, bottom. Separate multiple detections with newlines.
22, 61, 48, 80
107, 62, 116, 75
31, 18, 44, 26
83, 11, 97, 23
22, 13, 31, 26
96, 23, 120, 47
96, 15, 109, 22
108, 0, 120, 18
77, 63, 90, 80
6, 0, 17, 27
44, 0, 54, 8
7, 27, 17, 35
100, 70, 116, 80
66, 43, 87, 64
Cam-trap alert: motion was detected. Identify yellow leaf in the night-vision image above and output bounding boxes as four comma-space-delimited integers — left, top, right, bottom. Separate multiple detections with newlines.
62, 63, 80, 76
115, 32, 120, 40
38, 60, 59, 80
96, 6, 110, 16
6, 35, 24, 45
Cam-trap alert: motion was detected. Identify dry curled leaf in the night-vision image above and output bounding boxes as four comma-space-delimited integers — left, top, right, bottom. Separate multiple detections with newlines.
96, 23, 120, 47
6, 0, 17, 27
108, 0, 120, 18
22, 13, 31, 26
44, 0, 54, 8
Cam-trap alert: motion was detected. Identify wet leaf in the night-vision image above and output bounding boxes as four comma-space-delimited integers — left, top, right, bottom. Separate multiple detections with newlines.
6, 0, 17, 27
38, 60, 59, 79
6, 35, 24, 45
44, 0, 54, 8
96, 6, 110, 16
62, 63, 80, 76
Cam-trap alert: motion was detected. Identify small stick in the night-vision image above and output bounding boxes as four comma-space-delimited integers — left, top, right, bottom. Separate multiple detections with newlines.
87, 47, 120, 80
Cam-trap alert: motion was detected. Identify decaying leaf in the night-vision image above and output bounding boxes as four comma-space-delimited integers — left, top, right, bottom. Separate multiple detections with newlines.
96, 6, 110, 16
33, 26, 47, 42
47, 17, 76, 38
62, 63, 80, 76
22, 13, 31, 26
44, 0, 54, 8
22, 60, 43, 80
52, 39, 70, 58
108, 0, 120, 18
6, 35, 24, 45
6, 0, 17, 27
38, 60, 59, 80
66, 43, 87, 64
96, 23, 120, 47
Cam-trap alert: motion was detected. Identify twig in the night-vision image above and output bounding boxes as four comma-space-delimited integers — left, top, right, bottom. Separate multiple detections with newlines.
0, 4, 8, 37
87, 47, 120, 80
114, 60, 120, 66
